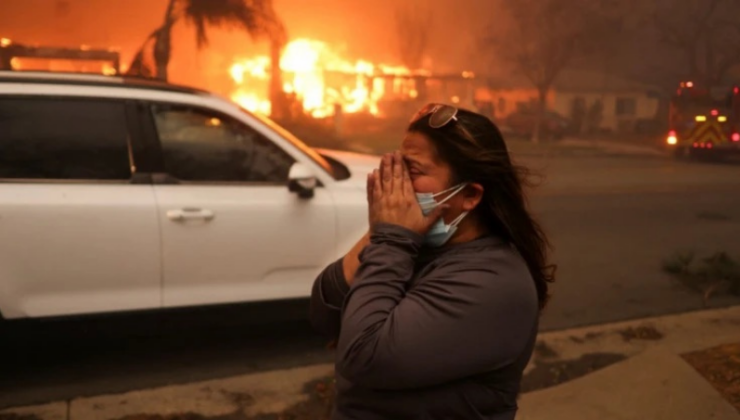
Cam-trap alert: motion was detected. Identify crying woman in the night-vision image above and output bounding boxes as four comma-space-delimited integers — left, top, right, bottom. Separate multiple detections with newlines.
309, 104, 555, 420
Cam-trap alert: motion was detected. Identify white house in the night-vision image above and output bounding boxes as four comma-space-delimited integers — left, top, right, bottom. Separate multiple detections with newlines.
476, 69, 663, 133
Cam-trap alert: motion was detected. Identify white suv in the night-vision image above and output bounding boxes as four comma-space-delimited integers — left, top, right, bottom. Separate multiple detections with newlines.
0, 71, 376, 320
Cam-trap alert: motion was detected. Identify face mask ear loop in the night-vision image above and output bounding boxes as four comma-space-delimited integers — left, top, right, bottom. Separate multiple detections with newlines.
430, 184, 458, 199
449, 211, 469, 228
434, 184, 468, 206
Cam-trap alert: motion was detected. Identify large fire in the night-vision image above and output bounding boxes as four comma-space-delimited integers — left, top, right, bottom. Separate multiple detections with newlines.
230, 38, 427, 118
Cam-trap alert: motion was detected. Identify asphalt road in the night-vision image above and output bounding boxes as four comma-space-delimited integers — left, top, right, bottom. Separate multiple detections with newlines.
2, 154, 740, 409
525, 155, 740, 330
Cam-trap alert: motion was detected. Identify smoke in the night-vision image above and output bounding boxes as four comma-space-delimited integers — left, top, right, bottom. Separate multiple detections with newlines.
0, 0, 497, 89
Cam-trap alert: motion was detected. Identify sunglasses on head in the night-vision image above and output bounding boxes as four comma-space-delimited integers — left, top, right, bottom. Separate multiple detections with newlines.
410, 103, 476, 142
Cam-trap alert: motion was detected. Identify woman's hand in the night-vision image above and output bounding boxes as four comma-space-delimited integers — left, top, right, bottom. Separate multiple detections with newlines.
368, 151, 446, 235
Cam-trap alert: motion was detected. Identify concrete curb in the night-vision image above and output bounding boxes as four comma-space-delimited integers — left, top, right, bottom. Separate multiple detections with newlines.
522, 306, 740, 380
508, 138, 670, 159
3, 306, 739, 419
511, 148, 669, 159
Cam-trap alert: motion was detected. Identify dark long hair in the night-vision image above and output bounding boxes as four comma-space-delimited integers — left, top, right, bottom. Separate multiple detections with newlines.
409, 108, 555, 309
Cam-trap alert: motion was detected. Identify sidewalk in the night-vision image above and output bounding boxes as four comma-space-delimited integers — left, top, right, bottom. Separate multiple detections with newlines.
3, 306, 740, 420
518, 347, 739, 420
506, 137, 668, 159
518, 306, 740, 419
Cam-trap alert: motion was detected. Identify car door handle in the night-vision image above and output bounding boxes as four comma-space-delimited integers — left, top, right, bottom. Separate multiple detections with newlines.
167, 208, 216, 222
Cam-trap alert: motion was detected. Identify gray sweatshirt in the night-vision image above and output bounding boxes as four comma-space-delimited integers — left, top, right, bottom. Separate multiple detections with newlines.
310, 223, 539, 420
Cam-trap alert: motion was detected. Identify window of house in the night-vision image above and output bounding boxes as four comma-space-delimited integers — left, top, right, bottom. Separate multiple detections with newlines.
615, 97, 637, 116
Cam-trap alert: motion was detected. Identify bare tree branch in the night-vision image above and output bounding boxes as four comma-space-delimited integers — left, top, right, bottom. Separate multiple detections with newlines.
394, 4, 433, 69
654, 0, 740, 88
481, 0, 626, 142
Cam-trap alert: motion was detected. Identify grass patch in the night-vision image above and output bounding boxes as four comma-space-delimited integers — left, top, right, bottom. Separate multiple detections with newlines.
683, 343, 740, 413
618, 325, 664, 342
663, 251, 740, 306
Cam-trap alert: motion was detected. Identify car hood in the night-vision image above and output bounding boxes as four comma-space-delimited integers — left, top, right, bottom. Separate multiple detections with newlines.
317, 148, 380, 190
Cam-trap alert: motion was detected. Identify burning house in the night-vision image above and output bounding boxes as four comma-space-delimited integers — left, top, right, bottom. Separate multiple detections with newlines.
228, 38, 477, 124
1, 34, 477, 131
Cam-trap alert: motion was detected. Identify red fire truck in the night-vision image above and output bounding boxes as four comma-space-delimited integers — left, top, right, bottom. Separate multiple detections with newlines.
666, 81, 740, 159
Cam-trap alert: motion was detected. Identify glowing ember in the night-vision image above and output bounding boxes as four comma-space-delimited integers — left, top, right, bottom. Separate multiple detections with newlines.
230, 38, 426, 118
102, 63, 118, 76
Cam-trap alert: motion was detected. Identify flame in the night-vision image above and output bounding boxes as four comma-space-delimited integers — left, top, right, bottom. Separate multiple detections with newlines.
230, 38, 425, 118
0, 37, 11, 47
233, 92, 272, 115
230, 56, 270, 83
102, 63, 118, 76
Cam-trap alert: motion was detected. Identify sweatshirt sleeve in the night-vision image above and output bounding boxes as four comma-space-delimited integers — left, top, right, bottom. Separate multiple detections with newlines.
335, 223, 538, 390
309, 257, 350, 338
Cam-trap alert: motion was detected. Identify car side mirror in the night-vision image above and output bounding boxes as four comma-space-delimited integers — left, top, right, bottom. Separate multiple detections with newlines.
288, 162, 318, 199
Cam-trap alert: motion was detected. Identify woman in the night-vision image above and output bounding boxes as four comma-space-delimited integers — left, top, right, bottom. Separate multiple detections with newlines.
310, 104, 554, 420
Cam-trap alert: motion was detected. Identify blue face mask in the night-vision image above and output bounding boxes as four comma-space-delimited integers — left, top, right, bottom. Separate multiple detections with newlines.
416, 184, 469, 247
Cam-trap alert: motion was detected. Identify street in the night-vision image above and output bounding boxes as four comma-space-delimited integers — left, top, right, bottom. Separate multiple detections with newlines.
2, 153, 740, 409
527, 154, 740, 330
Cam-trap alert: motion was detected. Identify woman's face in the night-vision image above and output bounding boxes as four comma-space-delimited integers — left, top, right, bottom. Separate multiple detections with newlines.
401, 130, 486, 224
400, 131, 452, 194
401, 131, 471, 224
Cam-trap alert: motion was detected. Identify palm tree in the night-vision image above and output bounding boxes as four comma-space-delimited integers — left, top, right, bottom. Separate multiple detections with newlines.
128, 0, 288, 117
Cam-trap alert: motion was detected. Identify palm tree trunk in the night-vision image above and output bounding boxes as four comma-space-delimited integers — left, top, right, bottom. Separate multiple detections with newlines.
154, 0, 178, 81
126, 27, 160, 77
269, 38, 287, 120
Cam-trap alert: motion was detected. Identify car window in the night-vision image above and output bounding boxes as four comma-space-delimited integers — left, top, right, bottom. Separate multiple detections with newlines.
152, 105, 296, 183
240, 106, 337, 179
0, 97, 132, 180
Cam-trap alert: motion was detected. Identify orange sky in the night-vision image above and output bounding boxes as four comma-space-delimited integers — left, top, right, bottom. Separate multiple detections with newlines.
0, 0, 498, 93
